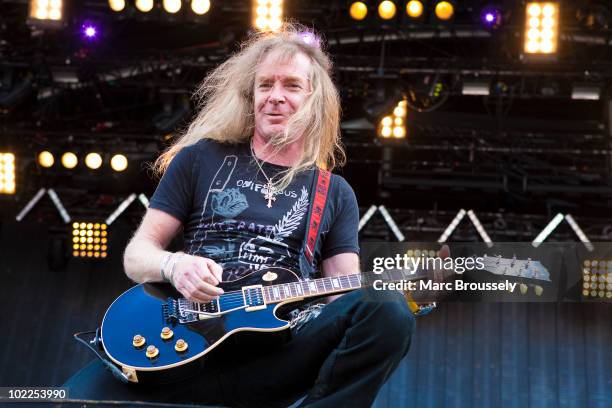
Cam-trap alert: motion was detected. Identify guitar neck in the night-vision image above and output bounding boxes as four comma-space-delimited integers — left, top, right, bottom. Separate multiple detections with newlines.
261, 269, 423, 304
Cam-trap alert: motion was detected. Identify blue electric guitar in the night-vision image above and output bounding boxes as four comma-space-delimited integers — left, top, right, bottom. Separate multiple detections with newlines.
99, 266, 428, 385
98, 255, 549, 385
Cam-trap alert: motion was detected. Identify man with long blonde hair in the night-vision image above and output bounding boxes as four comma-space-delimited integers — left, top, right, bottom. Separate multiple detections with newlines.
64, 24, 415, 407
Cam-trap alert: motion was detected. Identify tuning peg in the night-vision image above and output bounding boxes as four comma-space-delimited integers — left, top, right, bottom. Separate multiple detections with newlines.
520, 283, 528, 295
534, 285, 543, 296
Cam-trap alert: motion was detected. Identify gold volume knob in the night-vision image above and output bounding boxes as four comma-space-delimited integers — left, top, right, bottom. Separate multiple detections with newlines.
160, 327, 174, 340
175, 339, 188, 352
132, 335, 145, 348
146, 345, 159, 359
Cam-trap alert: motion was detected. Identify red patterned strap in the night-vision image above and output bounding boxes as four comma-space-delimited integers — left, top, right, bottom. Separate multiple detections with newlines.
304, 169, 331, 265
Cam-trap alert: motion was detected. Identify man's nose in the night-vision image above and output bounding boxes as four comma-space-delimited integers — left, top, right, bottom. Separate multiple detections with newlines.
268, 83, 285, 104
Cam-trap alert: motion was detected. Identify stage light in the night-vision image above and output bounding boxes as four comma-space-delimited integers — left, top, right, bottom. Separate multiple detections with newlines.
406, 1, 423, 18
378, 1, 397, 20
191, 0, 210, 15
350, 1, 368, 21
571, 84, 601, 100
0, 153, 16, 195
253, 0, 283, 32
85, 153, 103, 170
378, 99, 407, 139
110, 154, 128, 172
434, 1, 454, 21
108, 0, 125, 12
29, 0, 63, 22
532, 213, 563, 247
582, 260, 612, 299
163, 0, 181, 14
61, 152, 78, 169
462, 80, 491, 96
82, 24, 98, 40
481, 7, 501, 28
378, 205, 405, 241
136, 0, 154, 13
438, 209, 466, 243
524, 2, 559, 55
38, 151, 54, 168
71, 222, 108, 258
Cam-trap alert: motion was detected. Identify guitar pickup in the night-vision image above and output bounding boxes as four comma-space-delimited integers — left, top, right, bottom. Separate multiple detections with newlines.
242, 285, 267, 312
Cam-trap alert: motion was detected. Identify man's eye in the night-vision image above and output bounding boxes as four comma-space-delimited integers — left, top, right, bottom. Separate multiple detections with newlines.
259, 83, 271, 88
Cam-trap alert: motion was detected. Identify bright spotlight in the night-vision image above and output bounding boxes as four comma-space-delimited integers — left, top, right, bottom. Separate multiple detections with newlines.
85, 153, 103, 170
378, 1, 397, 20
110, 154, 128, 172
38, 151, 55, 168
82, 24, 98, 40
61, 152, 78, 169
163, 0, 182, 14
254, 0, 283, 32
524, 2, 559, 55
481, 7, 502, 28
406, 1, 424, 18
434, 1, 454, 21
108, 0, 125, 12
71, 222, 108, 258
191, 0, 210, 15
378, 99, 407, 139
349, 2, 368, 21
29, 0, 63, 23
135, 0, 154, 13
0, 153, 16, 194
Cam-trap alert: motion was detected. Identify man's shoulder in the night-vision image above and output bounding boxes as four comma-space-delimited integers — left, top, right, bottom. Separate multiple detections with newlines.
329, 172, 354, 196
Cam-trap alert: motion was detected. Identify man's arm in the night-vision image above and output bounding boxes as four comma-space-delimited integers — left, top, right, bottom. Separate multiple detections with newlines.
321, 252, 360, 303
123, 208, 223, 302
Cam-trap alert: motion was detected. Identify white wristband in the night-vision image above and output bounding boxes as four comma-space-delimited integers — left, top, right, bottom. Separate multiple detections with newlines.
160, 252, 173, 282
168, 253, 185, 287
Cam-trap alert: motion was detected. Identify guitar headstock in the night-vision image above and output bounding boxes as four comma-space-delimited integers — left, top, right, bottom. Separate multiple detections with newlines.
480, 255, 551, 282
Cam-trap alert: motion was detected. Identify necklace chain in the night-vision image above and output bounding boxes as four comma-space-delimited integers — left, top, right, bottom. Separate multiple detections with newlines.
250, 142, 278, 208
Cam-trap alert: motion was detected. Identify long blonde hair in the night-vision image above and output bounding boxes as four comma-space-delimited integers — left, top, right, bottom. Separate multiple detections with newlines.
153, 23, 345, 191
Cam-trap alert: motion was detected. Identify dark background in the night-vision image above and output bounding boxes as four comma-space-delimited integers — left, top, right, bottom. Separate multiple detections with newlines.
0, 221, 610, 406
1, 0, 612, 406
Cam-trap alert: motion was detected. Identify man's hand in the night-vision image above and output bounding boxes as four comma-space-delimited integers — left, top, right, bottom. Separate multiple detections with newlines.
411, 244, 453, 303
171, 254, 224, 303
430, 244, 452, 283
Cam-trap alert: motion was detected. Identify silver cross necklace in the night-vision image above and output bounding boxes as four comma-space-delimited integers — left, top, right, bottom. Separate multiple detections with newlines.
250, 143, 277, 208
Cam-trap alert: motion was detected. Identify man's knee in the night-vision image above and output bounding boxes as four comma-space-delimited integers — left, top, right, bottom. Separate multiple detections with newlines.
361, 288, 416, 355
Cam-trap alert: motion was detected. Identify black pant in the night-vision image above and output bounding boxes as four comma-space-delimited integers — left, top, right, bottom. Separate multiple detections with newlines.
64, 287, 415, 407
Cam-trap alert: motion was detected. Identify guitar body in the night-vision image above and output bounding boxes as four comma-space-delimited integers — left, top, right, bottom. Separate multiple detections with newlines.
100, 267, 303, 385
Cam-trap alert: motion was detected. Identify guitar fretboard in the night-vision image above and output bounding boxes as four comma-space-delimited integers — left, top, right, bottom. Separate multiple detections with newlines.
261, 269, 423, 304
263, 274, 362, 303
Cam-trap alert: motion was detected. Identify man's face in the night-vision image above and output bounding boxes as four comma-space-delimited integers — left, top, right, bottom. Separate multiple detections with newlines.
253, 51, 312, 141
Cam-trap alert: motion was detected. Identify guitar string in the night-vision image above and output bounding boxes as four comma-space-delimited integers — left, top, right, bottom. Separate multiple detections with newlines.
188, 275, 365, 308
209, 276, 363, 305
187, 274, 400, 309
209, 262, 539, 307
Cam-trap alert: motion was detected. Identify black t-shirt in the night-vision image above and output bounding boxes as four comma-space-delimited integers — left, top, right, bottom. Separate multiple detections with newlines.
149, 139, 359, 281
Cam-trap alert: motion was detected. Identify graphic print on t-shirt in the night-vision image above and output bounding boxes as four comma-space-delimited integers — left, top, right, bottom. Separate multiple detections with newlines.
188, 154, 310, 282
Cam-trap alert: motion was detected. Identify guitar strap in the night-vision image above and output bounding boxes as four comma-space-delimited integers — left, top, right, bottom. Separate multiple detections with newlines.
298, 167, 331, 279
